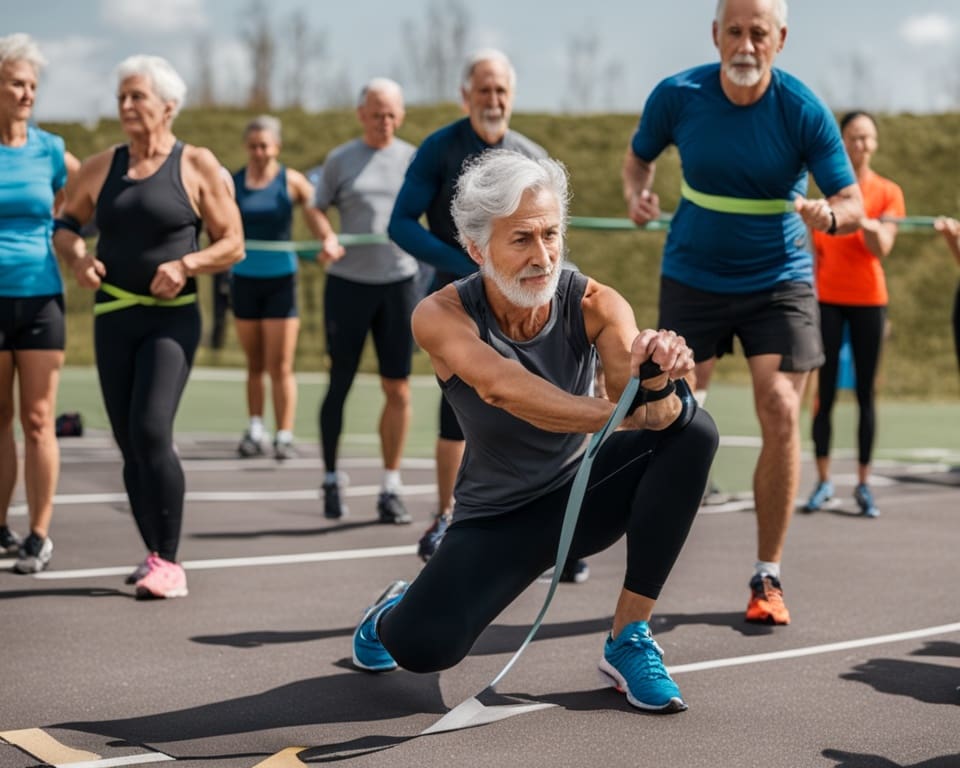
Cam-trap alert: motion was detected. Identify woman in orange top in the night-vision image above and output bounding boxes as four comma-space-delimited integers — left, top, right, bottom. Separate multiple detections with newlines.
804, 111, 905, 518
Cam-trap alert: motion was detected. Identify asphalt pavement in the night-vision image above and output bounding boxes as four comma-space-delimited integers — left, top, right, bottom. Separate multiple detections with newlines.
1, 431, 958, 768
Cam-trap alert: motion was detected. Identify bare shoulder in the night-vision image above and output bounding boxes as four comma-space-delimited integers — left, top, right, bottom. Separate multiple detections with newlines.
413, 285, 472, 339
182, 144, 221, 177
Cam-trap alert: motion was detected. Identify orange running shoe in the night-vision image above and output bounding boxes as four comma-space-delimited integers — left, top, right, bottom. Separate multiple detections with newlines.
745, 573, 791, 624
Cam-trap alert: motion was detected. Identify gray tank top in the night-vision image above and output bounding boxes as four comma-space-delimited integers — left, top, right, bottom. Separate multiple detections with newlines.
442, 269, 596, 519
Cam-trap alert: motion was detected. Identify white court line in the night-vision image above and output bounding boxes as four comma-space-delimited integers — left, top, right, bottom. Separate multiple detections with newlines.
33, 544, 418, 580
58, 753, 173, 767
669, 622, 960, 675
8, 483, 437, 513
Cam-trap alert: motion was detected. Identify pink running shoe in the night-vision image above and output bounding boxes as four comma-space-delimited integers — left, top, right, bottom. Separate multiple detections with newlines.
125, 553, 157, 585
135, 556, 188, 599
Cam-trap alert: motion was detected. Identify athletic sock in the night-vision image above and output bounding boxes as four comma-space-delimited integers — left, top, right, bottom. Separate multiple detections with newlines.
248, 416, 264, 441
382, 469, 402, 493
694, 389, 709, 408
275, 429, 293, 445
754, 560, 781, 580
324, 471, 338, 487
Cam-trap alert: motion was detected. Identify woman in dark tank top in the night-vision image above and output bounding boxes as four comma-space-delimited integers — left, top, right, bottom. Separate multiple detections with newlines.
52, 54, 243, 600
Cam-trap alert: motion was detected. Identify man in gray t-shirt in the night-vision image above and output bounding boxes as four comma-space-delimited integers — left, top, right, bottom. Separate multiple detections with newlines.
312, 78, 418, 525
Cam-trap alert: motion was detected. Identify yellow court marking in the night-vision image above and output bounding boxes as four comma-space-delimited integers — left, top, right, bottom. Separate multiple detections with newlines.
0, 728, 99, 764
251, 747, 307, 767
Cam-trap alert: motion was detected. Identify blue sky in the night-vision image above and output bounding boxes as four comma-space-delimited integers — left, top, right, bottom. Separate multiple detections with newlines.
7, 0, 960, 122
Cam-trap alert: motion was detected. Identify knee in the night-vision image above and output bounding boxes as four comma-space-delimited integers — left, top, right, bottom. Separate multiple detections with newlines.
381, 610, 471, 674
755, 385, 801, 437
381, 379, 411, 409
20, 402, 54, 444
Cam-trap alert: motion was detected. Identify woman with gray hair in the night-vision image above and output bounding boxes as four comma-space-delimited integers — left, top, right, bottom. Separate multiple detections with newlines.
0, 33, 79, 573
53, 54, 243, 599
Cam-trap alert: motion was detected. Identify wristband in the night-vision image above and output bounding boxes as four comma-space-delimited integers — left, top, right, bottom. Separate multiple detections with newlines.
53, 215, 83, 235
627, 360, 675, 416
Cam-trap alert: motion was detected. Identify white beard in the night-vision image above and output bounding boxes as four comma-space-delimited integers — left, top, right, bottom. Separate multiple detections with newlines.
724, 55, 763, 87
481, 260, 562, 309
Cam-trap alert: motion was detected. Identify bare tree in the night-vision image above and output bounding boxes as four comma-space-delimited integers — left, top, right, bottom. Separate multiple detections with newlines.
192, 33, 216, 108
402, 0, 470, 103
563, 26, 625, 114
241, 0, 274, 111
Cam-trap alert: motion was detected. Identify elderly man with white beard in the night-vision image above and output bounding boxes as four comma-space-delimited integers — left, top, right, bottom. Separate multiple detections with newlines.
621, 0, 864, 626
350, 150, 719, 714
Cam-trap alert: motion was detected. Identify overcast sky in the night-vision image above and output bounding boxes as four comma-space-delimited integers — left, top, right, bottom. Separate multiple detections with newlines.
6, 0, 960, 122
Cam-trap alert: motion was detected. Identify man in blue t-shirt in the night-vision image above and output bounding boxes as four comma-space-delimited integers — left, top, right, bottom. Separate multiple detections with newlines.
622, 0, 864, 625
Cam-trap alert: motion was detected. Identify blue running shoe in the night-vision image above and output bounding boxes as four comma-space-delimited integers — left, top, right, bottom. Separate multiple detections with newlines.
802, 480, 834, 513
598, 621, 686, 713
417, 513, 450, 562
352, 580, 407, 672
854, 483, 879, 518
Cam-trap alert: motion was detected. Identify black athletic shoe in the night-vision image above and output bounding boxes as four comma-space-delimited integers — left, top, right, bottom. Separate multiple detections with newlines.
323, 482, 348, 520
560, 558, 590, 584
377, 491, 412, 525
417, 513, 451, 562
1, 526, 22, 557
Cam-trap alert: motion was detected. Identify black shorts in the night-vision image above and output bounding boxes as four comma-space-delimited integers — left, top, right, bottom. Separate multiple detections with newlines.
0, 294, 65, 351
231, 273, 298, 320
658, 276, 824, 372
324, 274, 417, 380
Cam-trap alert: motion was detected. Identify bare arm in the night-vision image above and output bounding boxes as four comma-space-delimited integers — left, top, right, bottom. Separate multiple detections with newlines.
935, 217, 960, 266
859, 217, 899, 260
794, 182, 864, 236
622, 148, 661, 227
52, 149, 114, 290
288, 168, 346, 266
412, 286, 615, 434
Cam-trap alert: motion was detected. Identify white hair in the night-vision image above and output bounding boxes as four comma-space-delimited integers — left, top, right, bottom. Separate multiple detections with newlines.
358, 77, 404, 107
0, 33, 47, 74
116, 55, 187, 118
451, 149, 569, 255
461, 48, 517, 93
715, 0, 788, 27
244, 114, 282, 143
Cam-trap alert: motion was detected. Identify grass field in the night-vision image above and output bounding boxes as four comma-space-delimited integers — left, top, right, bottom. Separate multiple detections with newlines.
53, 366, 960, 495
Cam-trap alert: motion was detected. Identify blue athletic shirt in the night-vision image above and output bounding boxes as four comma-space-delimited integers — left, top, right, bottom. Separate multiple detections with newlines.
232, 166, 297, 278
388, 117, 546, 284
630, 64, 855, 294
0, 125, 67, 297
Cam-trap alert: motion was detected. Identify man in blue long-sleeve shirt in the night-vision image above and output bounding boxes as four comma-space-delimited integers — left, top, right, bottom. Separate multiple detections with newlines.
388, 50, 588, 583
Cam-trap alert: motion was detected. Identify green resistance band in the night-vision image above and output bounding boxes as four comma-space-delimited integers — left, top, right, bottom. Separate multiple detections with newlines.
93, 283, 197, 316
246, 213, 947, 258
680, 178, 795, 215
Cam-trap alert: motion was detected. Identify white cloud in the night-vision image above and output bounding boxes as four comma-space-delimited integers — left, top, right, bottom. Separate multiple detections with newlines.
900, 13, 957, 46
34, 36, 114, 124
99, 0, 209, 34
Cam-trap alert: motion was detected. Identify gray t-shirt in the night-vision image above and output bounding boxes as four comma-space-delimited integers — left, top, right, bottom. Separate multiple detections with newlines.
442, 270, 596, 519
314, 138, 418, 284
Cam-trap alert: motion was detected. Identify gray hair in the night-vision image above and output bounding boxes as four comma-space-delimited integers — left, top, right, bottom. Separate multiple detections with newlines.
116, 55, 187, 118
358, 77, 404, 107
244, 114, 282, 143
0, 33, 47, 74
715, 0, 787, 27
451, 149, 569, 255
461, 48, 517, 93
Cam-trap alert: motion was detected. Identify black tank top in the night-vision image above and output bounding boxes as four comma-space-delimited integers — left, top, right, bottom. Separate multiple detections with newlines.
442, 269, 596, 519
95, 141, 200, 296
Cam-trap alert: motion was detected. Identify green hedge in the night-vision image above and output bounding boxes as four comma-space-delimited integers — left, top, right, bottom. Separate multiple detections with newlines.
44, 107, 960, 398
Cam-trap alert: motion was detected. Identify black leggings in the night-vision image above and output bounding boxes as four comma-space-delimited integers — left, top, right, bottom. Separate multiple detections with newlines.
95, 304, 199, 562
379, 408, 718, 673
812, 303, 886, 465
